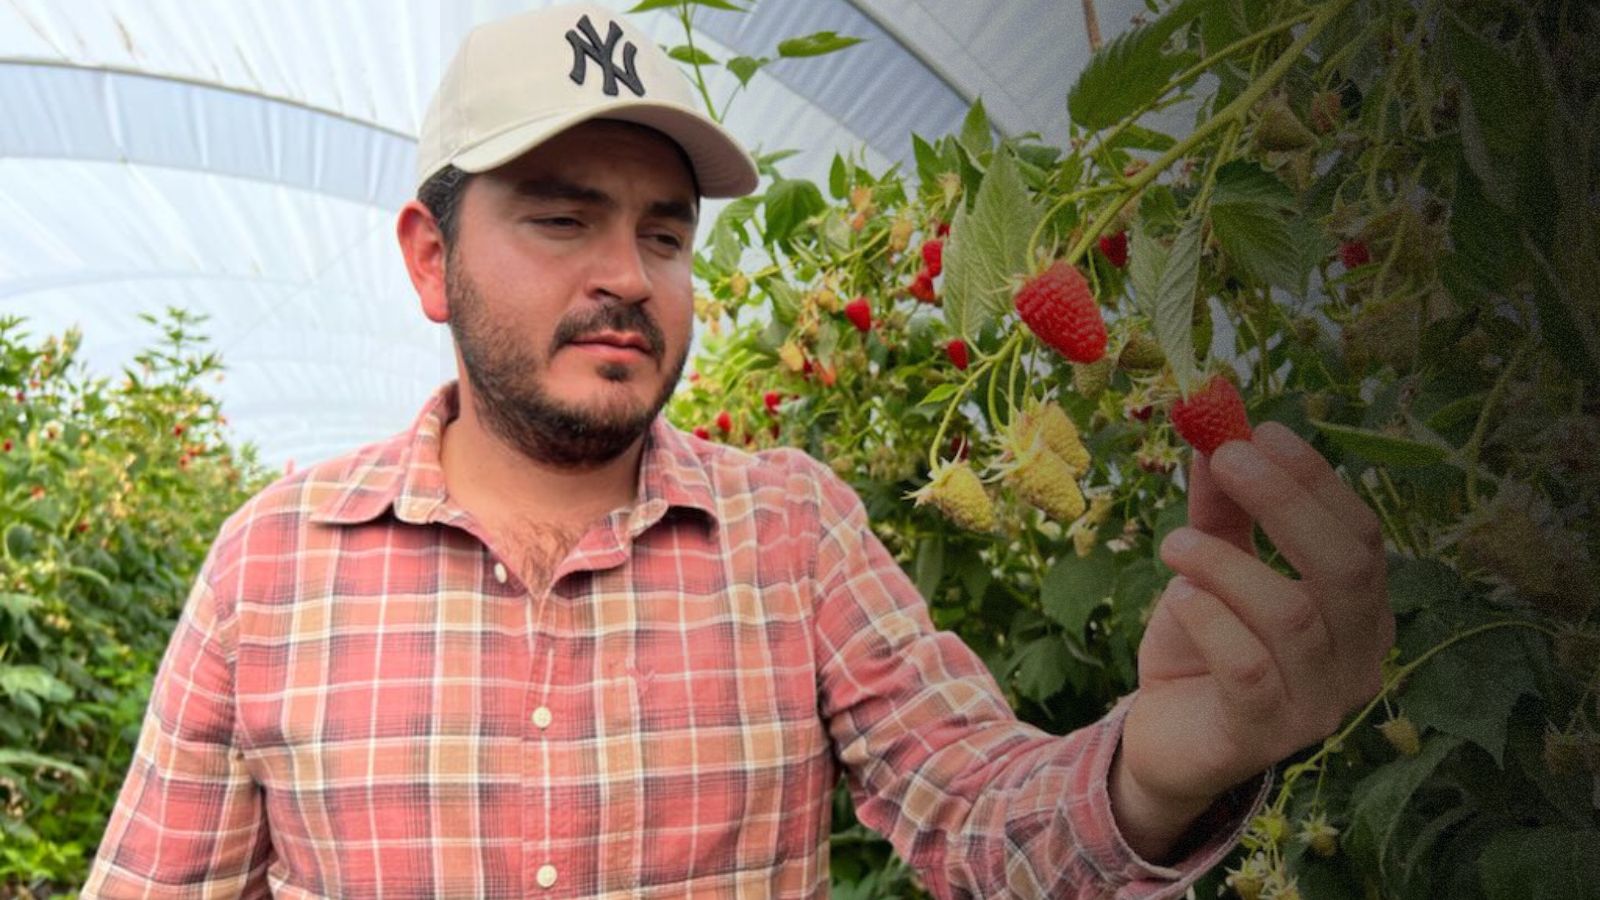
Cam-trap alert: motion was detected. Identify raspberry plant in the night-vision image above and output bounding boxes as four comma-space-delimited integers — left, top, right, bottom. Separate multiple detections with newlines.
662, 0, 1599, 895
0, 311, 272, 892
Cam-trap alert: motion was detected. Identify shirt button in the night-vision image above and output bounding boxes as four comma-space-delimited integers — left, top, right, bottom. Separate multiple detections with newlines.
531, 706, 553, 729
493, 561, 508, 584
536, 864, 557, 888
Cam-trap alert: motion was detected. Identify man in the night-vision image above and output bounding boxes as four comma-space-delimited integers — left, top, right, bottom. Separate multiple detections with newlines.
84, 4, 1394, 897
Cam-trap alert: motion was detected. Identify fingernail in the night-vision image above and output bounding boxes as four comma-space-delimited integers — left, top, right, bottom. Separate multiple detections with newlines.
1213, 441, 1265, 478
1253, 421, 1299, 453
1163, 526, 1199, 556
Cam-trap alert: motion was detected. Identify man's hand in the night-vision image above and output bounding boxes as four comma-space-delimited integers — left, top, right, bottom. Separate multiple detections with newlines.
1111, 421, 1395, 861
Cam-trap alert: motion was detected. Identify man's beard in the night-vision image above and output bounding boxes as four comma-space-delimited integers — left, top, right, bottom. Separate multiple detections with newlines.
445, 260, 686, 469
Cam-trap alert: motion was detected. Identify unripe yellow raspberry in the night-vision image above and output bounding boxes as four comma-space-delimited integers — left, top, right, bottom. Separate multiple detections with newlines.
1019, 401, 1090, 477
1004, 438, 1086, 523
1379, 715, 1422, 756
907, 459, 996, 532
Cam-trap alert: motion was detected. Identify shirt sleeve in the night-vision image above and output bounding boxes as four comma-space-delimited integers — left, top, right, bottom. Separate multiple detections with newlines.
808, 469, 1266, 900
82, 569, 273, 899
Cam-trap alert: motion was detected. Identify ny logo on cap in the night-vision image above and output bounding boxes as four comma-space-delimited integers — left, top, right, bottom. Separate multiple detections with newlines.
566, 14, 645, 97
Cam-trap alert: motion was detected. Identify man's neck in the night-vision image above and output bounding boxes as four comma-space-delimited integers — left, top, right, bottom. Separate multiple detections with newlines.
438, 387, 646, 532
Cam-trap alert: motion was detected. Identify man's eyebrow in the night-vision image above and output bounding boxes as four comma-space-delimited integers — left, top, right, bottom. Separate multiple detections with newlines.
512, 177, 697, 227
512, 177, 609, 205
647, 198, 698, 228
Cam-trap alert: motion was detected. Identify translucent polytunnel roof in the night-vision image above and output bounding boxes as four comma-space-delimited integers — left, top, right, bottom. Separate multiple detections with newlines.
0, 0, 1146, 469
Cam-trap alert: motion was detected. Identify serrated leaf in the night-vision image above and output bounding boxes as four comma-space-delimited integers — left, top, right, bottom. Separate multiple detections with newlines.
1041, 546, 1116, 636
777, 31, 863, 58
630, 0, 744, 11
1310, 420, 1451, 467
1131, 218, 1202, 393
761, 177, 825, 245
941, 150, 1041, 340
666, 44, 718, 66
0, 664, 73, 703
1012, 635, 1071, 702
0, 749, 88, 782
959, 98, 993, 157
1403, 629, 1537, 766
1212, 160, 1296, 210
918, 384, 959, 407
1067, 0, 1206, 130
0, 592, 42, 620
1347, 735, 1462, 868
1386, 556, 1465, 615
1210, 197, 1303, 290
1479, 827, 1600, 900
726, 54, 767, 86
1106, 123, 1178, 152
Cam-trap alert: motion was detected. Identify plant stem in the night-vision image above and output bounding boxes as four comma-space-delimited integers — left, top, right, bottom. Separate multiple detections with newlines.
1463, 341, 1529, 508
1067, 0, 1360, 266
678, 4, 720, 122
1092, 9, 1319, 163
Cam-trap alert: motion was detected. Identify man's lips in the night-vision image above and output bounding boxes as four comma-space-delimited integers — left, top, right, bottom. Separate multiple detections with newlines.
566, 331, 655, 357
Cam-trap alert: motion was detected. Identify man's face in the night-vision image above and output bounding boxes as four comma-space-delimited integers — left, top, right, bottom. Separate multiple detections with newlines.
443, 120, 698, 468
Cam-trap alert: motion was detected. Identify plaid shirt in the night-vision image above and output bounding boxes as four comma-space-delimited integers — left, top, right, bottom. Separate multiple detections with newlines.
86, 381, 1259, 899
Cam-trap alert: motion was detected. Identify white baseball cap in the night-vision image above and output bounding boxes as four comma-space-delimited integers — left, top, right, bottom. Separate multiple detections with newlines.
416, 3, 760, 197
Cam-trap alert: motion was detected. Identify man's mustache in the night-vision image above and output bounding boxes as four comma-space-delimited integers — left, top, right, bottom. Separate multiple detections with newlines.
550, 305, 665, 358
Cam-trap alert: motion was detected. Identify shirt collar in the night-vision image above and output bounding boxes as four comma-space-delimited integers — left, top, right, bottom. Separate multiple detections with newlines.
309, 381, 718, 531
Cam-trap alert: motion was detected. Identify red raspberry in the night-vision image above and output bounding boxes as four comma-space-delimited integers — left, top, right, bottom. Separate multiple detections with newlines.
920, 239, 943, 277
1339, 240, 1371, 268
1013, 261, 1107, 363
909, 270, 937, 305
844, 297, 872, 332
1170, 374, 1253, 454
936, 221, 951, 237
945, 339, 970, 370
764, 391, 783, 415
1097, 231, 1129, 269
716, 410, 733, 434
693, 426, 711, 440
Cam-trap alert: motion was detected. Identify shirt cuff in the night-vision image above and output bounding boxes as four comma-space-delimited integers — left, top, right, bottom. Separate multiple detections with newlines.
1067, 692, 1271, 896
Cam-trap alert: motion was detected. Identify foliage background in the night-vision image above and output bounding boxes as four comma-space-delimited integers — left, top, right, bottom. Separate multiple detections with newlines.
2, 0, 1597, 896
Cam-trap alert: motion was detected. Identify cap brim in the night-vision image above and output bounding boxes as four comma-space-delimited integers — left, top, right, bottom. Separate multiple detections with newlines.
444, 100, 759, 198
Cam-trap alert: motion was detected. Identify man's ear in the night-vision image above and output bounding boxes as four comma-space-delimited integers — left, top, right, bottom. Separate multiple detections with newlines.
397, 200, 449, 324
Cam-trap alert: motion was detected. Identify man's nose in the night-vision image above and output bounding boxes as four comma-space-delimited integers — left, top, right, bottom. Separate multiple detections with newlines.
588, 225, 652, 304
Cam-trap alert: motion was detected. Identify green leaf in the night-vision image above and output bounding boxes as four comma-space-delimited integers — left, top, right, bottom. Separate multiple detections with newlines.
942, 149, 1041, 340
828, 154, 850, 200
666, 44, 718, 66
1067, 0, 1206, 130
761, 177, 825, 245
918, 384, 959, 407
1040, 546, 1116, 637
1012, 635, 1071, 702
1131, 217, 1203, 393
1211, 196, 1303, 291
1386, 556, 1465, 615
777, 31, 864, 58
1479, 827, 1600, 900
1211, 160, 1296, 210
1347, 735, 1462, 868
0, 748, 88, 782
0, 591, 42, 620
1403, 628, 1537, 766
726, 55, 768, 86
1309, 420, 1451, 467
0, 664, 74, 703
958, 98, 994, 157
1207, 161, 1309, 291
1105, 122, 1178, 153
630, 0, 745, 12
